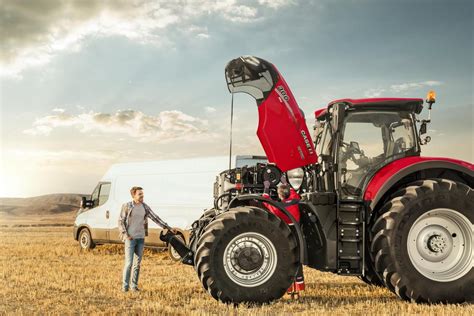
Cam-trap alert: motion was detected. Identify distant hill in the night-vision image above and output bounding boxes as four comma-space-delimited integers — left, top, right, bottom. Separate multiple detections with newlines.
0, 193, 86, 216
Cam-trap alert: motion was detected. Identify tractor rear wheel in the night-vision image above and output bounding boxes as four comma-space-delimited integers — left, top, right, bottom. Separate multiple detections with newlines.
194, 206, 299, 304
371, 179, 473, 303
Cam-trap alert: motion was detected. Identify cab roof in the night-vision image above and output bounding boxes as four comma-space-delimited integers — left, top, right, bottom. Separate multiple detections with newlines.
315, 97, 424, 120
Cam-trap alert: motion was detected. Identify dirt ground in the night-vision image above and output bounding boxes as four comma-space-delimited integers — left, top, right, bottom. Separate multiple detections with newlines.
0, 226, 472, 315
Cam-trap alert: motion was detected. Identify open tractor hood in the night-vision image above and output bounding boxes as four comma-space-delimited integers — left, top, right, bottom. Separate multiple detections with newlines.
225, 56, 317, 172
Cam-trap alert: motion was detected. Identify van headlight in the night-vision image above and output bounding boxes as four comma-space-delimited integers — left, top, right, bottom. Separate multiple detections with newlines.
286, 168, 305, 190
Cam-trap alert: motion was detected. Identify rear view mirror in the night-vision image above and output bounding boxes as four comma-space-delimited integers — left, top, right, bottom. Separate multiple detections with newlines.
350, 141, 360, 151
419, 121, 427, 135
80, 196, 93, 209
330, 103, 345, 133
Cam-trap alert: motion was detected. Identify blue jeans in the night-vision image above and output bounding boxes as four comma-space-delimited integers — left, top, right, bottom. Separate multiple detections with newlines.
122, 238, 145, 290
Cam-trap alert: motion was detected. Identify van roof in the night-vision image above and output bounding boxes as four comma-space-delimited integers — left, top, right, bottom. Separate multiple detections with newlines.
101, 155, 267, 180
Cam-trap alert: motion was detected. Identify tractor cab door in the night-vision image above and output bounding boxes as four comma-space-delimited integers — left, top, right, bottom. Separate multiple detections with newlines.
225, 56, 317, 172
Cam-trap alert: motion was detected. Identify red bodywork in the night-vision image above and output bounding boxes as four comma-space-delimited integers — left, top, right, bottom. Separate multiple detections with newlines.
257, 66, 317, 172
364, 156, 474, 202
328, 98, 424, 106
262, 188, 301, 224
315, 98, 424, 119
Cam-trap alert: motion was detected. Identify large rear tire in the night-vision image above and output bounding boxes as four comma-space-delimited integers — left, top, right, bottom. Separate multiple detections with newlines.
194, 206, 299, 304
371, 179, 473, 303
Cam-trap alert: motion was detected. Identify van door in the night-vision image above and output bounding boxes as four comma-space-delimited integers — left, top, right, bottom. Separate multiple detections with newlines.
87, 182, 111, 241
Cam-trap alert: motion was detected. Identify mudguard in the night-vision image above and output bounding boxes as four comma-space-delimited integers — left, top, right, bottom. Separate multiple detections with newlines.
225, 56, 317, 172
364, 156, 474, 210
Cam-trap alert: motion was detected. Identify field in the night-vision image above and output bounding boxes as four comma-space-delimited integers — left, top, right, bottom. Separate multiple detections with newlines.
1, 226, 473, 315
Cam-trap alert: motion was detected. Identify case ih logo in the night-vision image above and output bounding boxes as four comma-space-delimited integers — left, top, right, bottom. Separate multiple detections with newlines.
277, 86, 289, 101
301, 130, 314, 155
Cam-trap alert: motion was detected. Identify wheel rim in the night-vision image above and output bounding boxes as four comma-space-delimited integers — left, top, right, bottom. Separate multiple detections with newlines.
223, 232, 277, 287
407, 208, 473, 282
170, 236, 183, 260
80, 231, 89, 248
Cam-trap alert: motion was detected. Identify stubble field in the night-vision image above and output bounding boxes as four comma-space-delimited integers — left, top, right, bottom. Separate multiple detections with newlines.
0, 226, 473, 315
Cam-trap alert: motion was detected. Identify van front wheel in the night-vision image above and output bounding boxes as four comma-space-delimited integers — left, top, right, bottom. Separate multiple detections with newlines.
79, 228, 96, 250
168, 234, 185, 261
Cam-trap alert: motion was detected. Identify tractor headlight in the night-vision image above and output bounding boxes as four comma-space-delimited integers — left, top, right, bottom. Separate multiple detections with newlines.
286, 168, 305, 190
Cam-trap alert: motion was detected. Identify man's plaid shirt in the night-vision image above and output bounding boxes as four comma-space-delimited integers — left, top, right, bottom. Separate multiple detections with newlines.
118, 201, 171, 242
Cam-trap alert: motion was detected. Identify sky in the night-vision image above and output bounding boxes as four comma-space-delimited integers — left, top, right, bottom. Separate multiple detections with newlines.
0, 0, 472, 197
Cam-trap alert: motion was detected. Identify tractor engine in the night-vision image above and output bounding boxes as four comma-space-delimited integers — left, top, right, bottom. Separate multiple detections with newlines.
213, 163, 283, 210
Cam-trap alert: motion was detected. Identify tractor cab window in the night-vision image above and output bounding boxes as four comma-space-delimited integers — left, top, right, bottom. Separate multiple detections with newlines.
314, 120, 326, 154
338, 111, 416, 197
319, 122, 332, 156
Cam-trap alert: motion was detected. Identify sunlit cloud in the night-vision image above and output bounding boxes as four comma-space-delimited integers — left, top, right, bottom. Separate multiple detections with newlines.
0, 0, 294, 77
204, 106, 217, 113
390, 81, 442, 93
23, 109, 210, 143
364, 81, 443, 97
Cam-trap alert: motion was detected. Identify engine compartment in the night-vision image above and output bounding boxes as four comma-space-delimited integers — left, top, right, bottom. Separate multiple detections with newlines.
213, 163, 283, 210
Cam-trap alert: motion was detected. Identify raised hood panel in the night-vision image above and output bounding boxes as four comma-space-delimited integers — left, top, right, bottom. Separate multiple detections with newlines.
225, 56, 317, 171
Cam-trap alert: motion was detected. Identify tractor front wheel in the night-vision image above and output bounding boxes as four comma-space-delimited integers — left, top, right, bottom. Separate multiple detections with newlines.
194, 206, 299, 304
371, 179, 473, 303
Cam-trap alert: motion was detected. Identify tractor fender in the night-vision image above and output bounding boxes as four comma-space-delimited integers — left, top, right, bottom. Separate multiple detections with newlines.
364, 156, 474, 211
227, 194, 308, 265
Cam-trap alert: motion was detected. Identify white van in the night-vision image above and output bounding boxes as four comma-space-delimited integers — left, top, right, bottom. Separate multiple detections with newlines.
73, 155, 267, 254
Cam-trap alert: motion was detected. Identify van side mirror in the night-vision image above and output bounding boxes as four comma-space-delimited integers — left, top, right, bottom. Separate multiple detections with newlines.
81, 196, 93, 209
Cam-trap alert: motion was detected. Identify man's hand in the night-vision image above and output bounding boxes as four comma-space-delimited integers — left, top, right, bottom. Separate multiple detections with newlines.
127, 236, 133, 240
164, 228, 178, 235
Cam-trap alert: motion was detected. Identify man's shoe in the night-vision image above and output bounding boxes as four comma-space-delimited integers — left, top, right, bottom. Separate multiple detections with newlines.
122, 288, 129, 292
131, 287, 140, 292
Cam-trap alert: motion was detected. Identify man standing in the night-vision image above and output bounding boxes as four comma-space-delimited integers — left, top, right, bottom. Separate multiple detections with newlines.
118, 186, 176, 292
262, 175, 305, 298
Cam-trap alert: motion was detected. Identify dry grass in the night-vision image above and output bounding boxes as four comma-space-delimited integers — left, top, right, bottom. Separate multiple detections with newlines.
0, 226, 472, 315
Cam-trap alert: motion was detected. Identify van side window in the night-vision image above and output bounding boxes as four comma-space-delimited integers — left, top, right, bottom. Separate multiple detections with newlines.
98, 183, 111, 206
91, 184, 100, 207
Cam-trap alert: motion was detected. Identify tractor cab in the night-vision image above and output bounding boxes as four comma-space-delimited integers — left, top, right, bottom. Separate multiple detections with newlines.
314, 98, 423, 200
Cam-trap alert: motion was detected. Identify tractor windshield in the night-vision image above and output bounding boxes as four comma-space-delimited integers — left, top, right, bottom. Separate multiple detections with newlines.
338, 111, 417, 197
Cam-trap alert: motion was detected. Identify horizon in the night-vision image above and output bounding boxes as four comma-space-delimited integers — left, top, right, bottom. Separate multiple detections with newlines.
1, 0, 473, 197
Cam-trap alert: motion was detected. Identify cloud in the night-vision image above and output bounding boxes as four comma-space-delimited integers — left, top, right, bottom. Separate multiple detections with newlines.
364, 81, 443, 97
390, 81, 442, 93
23, 108, 210, 143
258, 0, 295, 9
196, 33, 210, 39
205, 106, 217, 113
364, 88, 386, 98
1, 0, 293, 77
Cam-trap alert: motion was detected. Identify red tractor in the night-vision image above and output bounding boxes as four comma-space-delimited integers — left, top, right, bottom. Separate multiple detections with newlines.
172, 56, 473, 304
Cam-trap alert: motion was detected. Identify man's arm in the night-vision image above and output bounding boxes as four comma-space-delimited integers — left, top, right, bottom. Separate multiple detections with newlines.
118, 203, 130, 239
146, 205, 172, 230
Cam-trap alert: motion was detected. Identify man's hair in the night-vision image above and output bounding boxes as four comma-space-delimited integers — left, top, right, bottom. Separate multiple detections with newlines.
277, 184, 291, 199
130, 186, 143, 197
